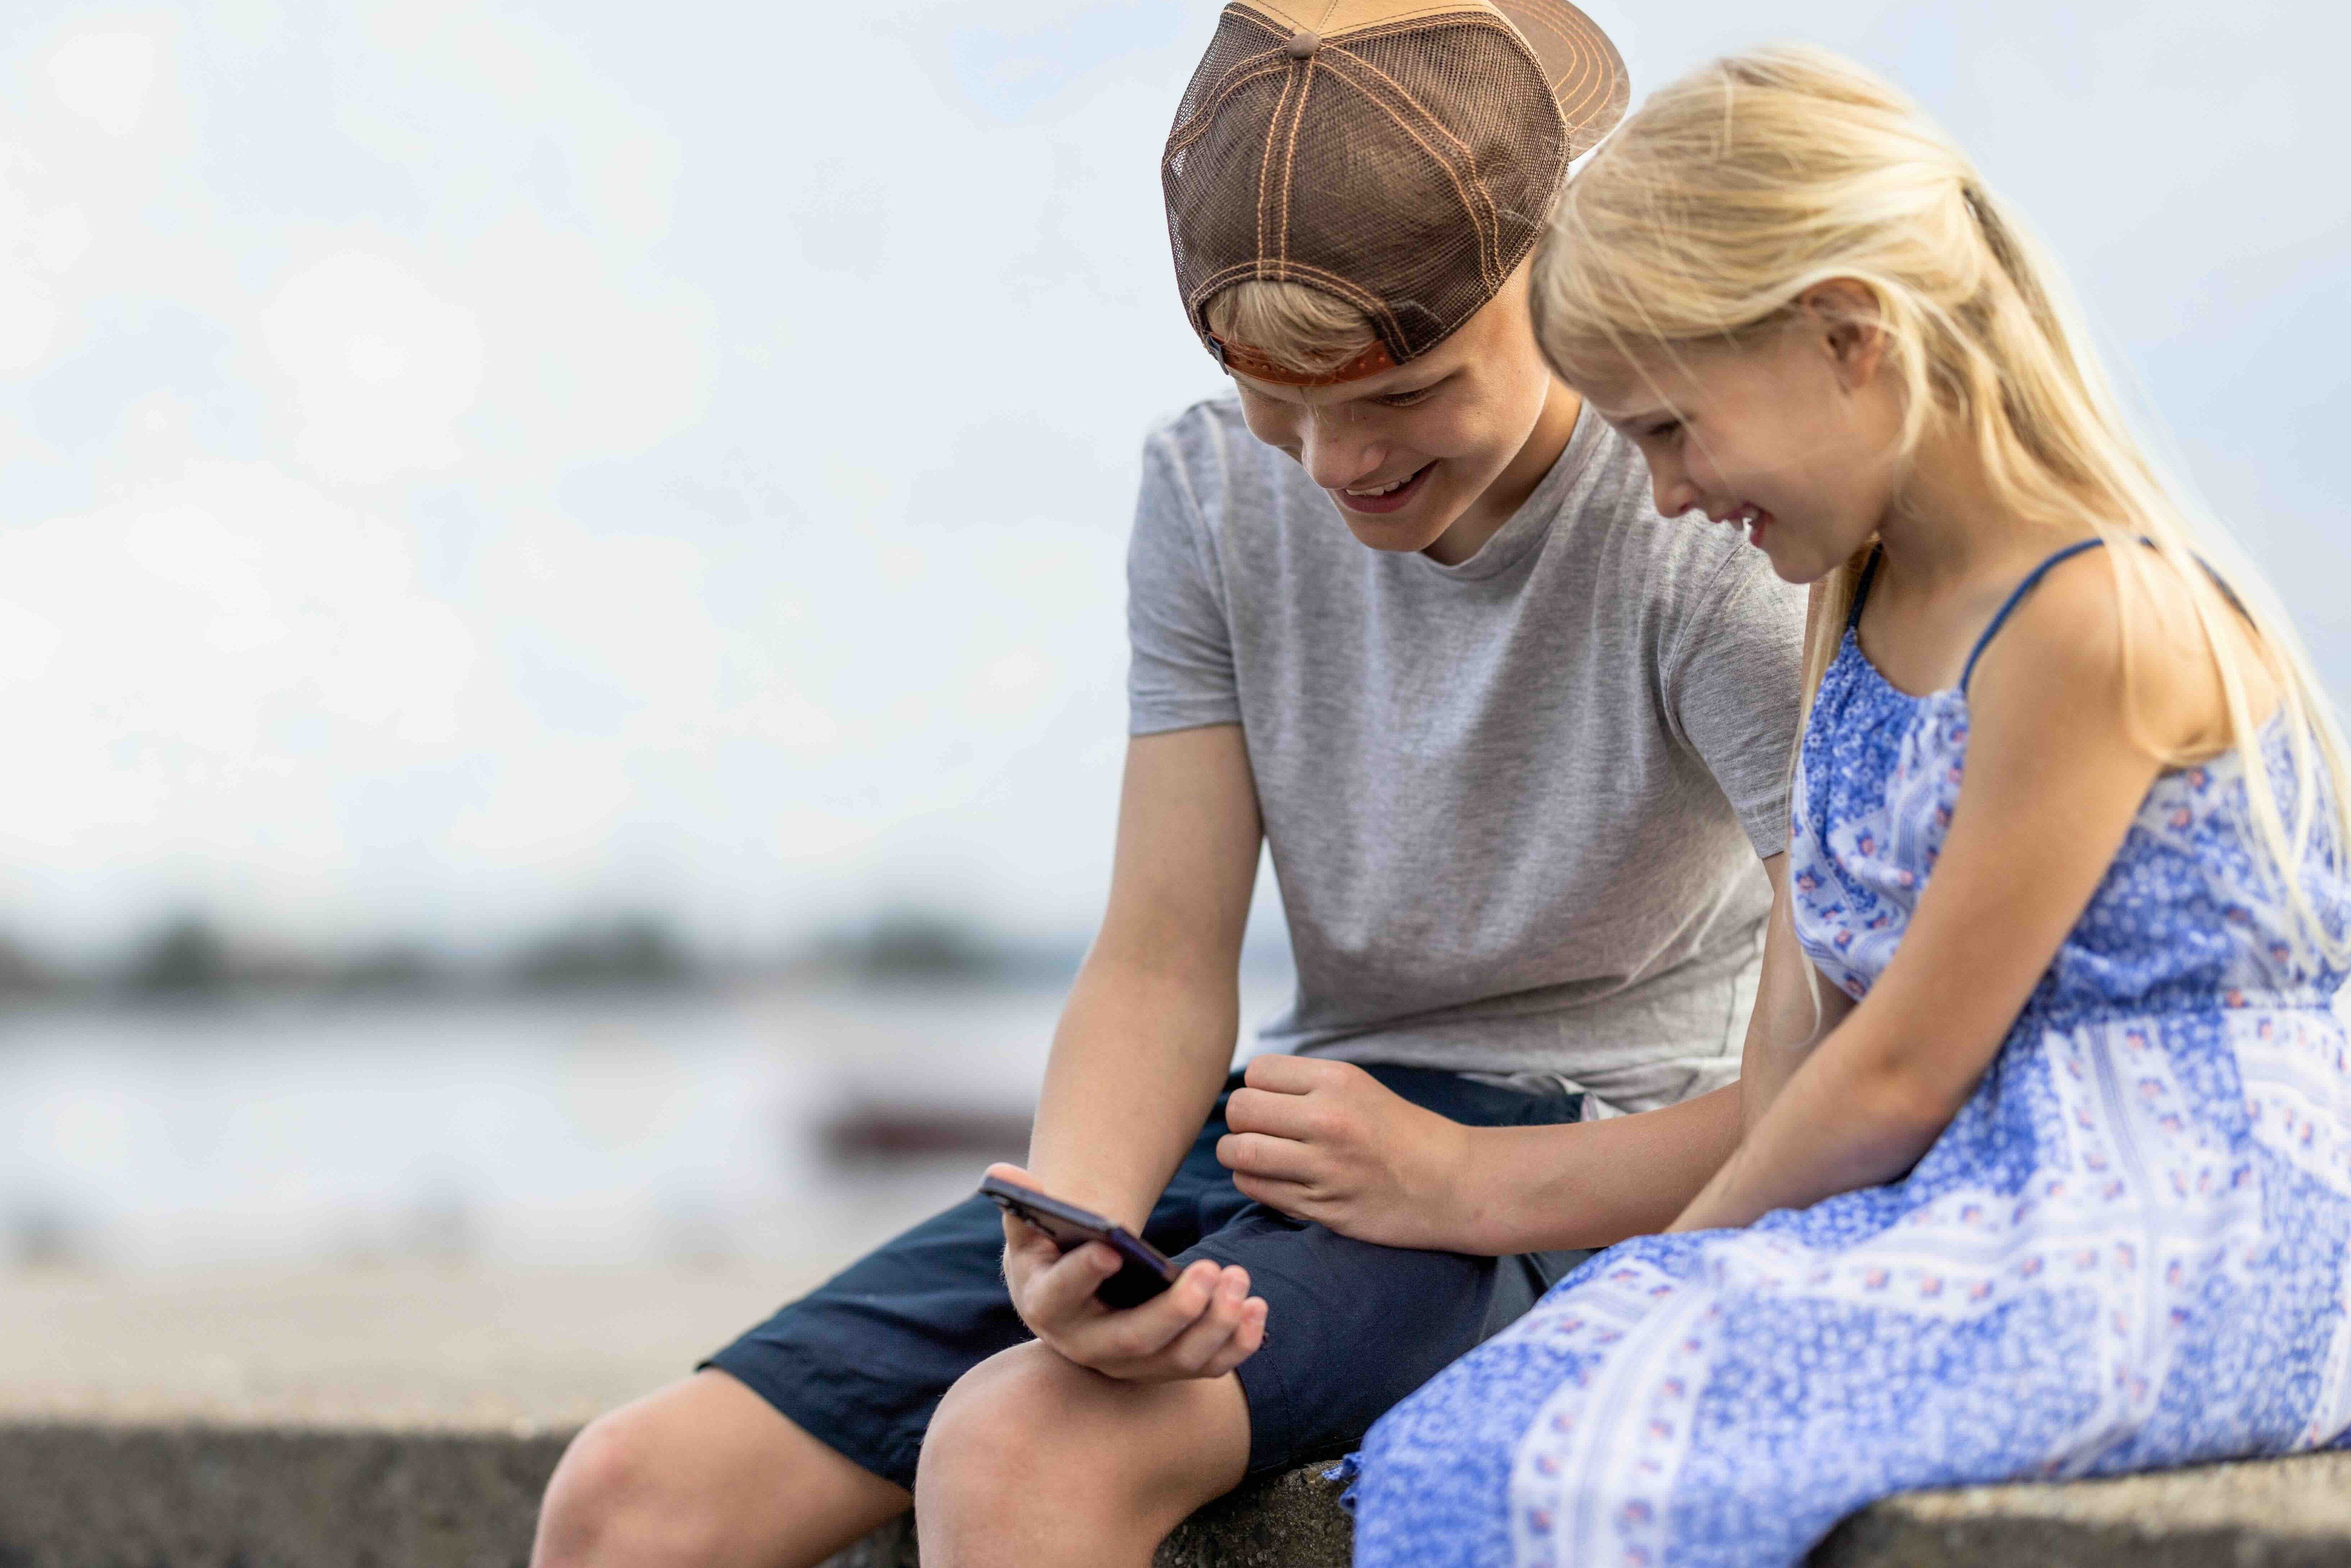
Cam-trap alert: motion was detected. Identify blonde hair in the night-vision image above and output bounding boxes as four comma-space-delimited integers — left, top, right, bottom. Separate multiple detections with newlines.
1203, 279, 1378, 377
1532, 45, 2350, 943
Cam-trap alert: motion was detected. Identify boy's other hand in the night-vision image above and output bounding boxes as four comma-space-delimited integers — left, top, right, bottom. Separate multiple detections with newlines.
986, 1163, 1268, 1383
1216, 1057, 1479, 1252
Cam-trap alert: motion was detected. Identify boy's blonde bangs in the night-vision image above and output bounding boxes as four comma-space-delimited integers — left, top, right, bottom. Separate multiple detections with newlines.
1531, 44, 2351, 955
1204, 280, 1381, 380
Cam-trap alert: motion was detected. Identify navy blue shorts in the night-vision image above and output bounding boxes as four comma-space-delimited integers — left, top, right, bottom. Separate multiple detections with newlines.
703, 1066, 1590, 1488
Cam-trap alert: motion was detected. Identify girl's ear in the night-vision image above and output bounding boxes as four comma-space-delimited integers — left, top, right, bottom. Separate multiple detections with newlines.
1796, 280, 1888, 391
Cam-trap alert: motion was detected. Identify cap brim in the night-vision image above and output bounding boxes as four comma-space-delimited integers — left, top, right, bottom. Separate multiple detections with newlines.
1495, 0, 1630, 157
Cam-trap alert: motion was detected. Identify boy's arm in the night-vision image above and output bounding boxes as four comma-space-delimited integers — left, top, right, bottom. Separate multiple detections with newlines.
1736, 852, 1854, 1133
1218, 854, 1825, 1255
1028, 724, 1263, 1226
989, 723, 1274, 1384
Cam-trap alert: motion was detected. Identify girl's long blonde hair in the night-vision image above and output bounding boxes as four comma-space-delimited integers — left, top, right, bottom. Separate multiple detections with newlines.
1530, 44, 2350, 943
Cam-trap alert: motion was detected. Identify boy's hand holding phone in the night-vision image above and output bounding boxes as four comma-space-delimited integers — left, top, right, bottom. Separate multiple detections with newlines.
984, 1164, 1269, 1384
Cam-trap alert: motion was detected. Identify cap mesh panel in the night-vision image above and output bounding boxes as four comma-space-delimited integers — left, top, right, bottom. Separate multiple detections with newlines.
1164, 0, 1626, 368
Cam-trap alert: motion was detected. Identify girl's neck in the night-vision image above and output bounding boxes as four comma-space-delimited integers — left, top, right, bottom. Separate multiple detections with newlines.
1868, 429, 2068, 603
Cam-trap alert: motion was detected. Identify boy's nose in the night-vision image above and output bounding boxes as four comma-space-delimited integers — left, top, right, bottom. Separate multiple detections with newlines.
1300, 425, 1387, 494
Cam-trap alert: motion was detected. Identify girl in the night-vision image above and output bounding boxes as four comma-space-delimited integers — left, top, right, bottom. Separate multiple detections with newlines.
1344, 45, 2351, 1568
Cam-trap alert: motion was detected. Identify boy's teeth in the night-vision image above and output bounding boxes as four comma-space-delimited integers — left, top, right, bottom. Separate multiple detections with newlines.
1347, 465, 1423, 496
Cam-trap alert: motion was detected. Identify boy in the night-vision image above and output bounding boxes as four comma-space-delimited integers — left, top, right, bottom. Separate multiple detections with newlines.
535, 3, 1807, 1564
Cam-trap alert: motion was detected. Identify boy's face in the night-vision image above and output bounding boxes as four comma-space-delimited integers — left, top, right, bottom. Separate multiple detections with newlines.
1223, 265, 1562, 557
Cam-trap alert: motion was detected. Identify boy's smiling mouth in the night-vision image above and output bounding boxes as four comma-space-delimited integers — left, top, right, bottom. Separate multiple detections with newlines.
1334, 460, 1437, 514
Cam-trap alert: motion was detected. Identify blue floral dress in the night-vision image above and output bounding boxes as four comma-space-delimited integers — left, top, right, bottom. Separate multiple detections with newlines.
1345, 542, 2351, 1568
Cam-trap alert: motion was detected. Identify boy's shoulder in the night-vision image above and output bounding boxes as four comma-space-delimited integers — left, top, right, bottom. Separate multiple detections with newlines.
1139, 394, 1286, 510
1145, 391, 1253, 452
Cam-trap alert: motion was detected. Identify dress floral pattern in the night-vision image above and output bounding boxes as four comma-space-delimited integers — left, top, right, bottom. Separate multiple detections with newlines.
1344, 614, 2351, 1568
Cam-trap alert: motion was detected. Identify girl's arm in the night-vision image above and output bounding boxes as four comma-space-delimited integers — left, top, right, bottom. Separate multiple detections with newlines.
1669, 559, 2179, 1232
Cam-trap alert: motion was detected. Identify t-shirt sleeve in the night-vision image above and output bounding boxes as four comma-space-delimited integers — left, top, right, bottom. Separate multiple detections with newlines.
1126, 429, 1242, 736
1664, 548, 1809, 855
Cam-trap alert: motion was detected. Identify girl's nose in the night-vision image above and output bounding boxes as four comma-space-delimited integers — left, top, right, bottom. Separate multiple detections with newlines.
1652, 471, 1701, 520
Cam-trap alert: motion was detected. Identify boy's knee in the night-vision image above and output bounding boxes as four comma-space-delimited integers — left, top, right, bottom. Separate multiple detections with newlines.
922, 1345, 1093, 1494
918, 1343, 1250, 1532
533, 1405, 712, 1568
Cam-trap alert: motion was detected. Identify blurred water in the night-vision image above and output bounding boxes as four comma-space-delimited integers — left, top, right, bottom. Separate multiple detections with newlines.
0, 979, 1293, 1272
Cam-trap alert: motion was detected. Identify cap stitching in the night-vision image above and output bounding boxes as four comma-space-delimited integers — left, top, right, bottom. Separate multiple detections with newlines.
1273, 53, 1318, 272
1231, 0, 1479, 37
1499, 0, 1624, 132
1320, 12, 1550, 279
1253, 62, 1298, 270
1164, 58, 1293, 164
1164, 52, 1292, 343
1315, 45, 1503, 288
1170, 8, 1290, 137
1162, 42, 1293, 343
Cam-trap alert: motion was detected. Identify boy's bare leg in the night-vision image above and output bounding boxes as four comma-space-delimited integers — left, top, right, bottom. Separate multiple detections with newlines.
532, 1369, 909, 1568
915, 1341, 1253, 1568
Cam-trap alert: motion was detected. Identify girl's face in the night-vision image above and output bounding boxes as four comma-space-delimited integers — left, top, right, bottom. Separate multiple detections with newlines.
1573, 308, 1908, 584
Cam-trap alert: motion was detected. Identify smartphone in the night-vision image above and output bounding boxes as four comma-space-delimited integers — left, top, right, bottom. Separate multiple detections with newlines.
978, 1174, 1181, 1309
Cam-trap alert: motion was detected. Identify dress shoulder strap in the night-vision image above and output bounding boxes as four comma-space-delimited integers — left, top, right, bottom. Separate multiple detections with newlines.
1846, 546, 1883, 633
1960, 537, 2109, 693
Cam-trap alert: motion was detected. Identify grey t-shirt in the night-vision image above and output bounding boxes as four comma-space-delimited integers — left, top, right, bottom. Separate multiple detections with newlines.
1126, 395, 1807, 1114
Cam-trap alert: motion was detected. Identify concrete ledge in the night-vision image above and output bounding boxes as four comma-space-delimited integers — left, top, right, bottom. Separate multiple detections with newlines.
1157, 1462, 1354, 1568
1810, 1450, 2351, 1568
0, 1421, 1346, 1568
0, 1421, 572, 1568
5, 1419, 2350, 1567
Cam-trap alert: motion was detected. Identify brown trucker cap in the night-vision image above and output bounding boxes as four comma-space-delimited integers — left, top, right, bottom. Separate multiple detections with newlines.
1163, 0, 1630, 386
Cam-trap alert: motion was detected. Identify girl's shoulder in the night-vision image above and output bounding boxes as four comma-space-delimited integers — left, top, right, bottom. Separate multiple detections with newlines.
1966, 535, 2278, 765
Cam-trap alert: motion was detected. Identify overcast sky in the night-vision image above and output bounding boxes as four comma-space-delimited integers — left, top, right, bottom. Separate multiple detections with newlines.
0, 0, 2343, 961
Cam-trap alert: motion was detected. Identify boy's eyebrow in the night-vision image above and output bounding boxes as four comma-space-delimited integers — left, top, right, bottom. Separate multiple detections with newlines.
1353, 369, 1454, 402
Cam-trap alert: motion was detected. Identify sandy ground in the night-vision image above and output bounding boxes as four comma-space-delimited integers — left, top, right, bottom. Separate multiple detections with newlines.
0, 1258, 846, 1433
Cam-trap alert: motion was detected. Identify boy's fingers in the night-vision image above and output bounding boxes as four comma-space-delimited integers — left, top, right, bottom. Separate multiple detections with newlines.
1229, 1170, 1322, 1215
1087, 1260, 1222, 1361
1241, 1055, 1339, 1094
1227, 1300, 1274, 1374
1199, 1298, 1269, 1379
1023, 1240, 1120, 1328
1158, 1268, 1248, 1372
999, 1213, 1069, 1286
1217, 1131, 1319, 1182
1223, 1087, 1321, 1138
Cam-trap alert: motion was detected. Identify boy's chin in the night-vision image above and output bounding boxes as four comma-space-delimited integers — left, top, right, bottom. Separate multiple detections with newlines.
1336, 495, 1463, 555
1343, 516, 1447, 553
